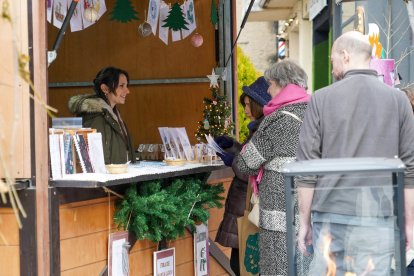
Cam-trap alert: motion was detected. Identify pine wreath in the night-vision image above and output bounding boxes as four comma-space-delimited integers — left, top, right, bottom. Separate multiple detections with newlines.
113, 175, 224, 242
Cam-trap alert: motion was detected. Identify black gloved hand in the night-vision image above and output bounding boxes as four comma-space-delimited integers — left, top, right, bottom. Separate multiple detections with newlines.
214, 135, 234, 149
217, 152, 234, 167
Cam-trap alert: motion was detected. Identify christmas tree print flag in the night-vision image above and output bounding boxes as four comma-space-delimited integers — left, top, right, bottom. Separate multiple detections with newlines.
162, 2, 189, 31
110, 0, 139, 23
182, 0, 197, 39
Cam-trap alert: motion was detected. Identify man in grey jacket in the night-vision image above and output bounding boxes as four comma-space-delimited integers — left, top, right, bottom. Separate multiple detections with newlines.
296, 31, 414, 275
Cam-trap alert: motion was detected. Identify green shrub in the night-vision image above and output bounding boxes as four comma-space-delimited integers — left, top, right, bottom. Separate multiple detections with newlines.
237, 47, 261, 142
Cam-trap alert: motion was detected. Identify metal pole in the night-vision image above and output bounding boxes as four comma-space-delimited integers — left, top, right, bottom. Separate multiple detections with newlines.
224, 0, 255, 67
284, 175, 296, 276
396, 172, 407, 276
52, 0, 78, 52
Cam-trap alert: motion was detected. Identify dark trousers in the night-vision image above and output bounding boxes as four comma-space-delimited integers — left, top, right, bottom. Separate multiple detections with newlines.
230, 248, 240, 276
408, 260, 414, 276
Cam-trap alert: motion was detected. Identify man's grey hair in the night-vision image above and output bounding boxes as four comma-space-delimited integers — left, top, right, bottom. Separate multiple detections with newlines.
264, 60, 308, 89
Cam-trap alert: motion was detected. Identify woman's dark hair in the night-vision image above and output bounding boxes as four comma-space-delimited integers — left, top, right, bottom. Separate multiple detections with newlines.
239, 92, 264, 119
93, 66, 129, 101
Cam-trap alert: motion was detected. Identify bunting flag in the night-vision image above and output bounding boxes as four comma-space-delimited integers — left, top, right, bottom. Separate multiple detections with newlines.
47, 0, 107, 32
147, 0, 160, 35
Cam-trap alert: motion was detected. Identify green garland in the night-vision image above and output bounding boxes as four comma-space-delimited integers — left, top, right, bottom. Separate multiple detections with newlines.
113, 175, 224, 243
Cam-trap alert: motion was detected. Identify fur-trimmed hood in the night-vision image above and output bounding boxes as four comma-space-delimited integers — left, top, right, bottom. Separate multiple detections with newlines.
68, 94, 118, 121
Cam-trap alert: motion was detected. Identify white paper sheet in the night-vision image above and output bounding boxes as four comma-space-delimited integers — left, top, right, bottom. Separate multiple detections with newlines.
69, 0, 83, 32
53, 0, 67, 29
176, 128, 194, 160
158, 2, 169, 45
171, 30, 181, 42
87, 132, 107, 173
181, 0, 196, 39
111, 238, 127, 276
205, 134, 225, 155
148, 0, 160, 35
47, 0, 53, 23
49, 133, 63, 179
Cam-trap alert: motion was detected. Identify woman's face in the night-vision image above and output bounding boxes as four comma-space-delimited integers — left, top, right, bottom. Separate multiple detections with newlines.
106, 74, 130, 108
243, 97, 255, 121
267, 80, 282, 98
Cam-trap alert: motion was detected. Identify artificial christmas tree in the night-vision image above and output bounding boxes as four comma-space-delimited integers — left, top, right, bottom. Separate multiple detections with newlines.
195, 86, 234, 142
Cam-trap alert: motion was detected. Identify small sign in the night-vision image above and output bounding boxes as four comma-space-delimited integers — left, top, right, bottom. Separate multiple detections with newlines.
309, 0, 327, 21
194, 223, 209, 276
153, 247, 175, 276
108, 231, 130, 276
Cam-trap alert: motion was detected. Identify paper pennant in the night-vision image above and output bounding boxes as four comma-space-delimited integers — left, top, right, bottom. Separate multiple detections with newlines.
158, 2, 169, 45
147, 0, 160, 35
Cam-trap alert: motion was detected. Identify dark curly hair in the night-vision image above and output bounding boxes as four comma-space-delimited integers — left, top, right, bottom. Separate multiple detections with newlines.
93, 66, 129, 102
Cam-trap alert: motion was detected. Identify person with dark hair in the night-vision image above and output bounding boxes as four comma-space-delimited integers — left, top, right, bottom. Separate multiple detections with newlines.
235, 60, 312, 276
214, 76, 271, 276
68, 66, 136, 164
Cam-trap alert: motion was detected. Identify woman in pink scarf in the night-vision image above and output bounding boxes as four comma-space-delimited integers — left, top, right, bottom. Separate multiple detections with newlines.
235, 60, 312, 276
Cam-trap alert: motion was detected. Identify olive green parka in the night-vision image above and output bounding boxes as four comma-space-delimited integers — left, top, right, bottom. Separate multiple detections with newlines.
68, 94, 136, 165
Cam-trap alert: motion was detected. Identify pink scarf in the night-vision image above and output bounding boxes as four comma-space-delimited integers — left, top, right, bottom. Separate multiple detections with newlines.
263, 84, 310, 116
249, 84, 310, 194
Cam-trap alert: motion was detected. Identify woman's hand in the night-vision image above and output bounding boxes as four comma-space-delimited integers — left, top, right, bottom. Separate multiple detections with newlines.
217, 152, 234, 167
214, 135, 234, 149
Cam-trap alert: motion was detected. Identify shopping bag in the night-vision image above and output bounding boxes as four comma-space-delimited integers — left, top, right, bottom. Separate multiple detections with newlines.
238, 211, 260, 276
247, 193, 259, 227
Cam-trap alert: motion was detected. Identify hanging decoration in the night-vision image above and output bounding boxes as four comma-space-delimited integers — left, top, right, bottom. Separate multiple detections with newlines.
138, 21, 153, 37
162, 2, 189, 31
84, 6, 99, 23
203, 119, 210, 130
182, 0, 197, 39
191, 33, 203, 47
138, 9, 154, 37
158, 2, 170, 45
210, 0, 218, 27
146, 0, 197, 44
207, 68, 219, 88
110, 0, 139, 23
147, 0, 161, 35
52, 0, 68, 28
47, 0, 107, 32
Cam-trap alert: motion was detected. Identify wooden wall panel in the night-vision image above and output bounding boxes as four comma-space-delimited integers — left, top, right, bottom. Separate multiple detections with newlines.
0, 0, 31, 178
59, 198, 115, 240
48, 0, 218, 146
0, 246, 19, 276
0, 208, 19, 276
61, 260, 106, 276
47, 0, 216, 81
59, 177, 233, 275
49, 82, 212, 145
60, 230, 109, 271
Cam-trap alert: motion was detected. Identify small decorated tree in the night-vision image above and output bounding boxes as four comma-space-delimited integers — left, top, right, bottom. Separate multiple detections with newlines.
162, 2, 189, 31
195, 86, 234, 142
110, 0, 139, 23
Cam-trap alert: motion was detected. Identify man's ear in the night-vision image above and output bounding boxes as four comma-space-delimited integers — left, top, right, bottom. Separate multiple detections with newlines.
100, 84, 109, 94
342, 49, 350, 64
